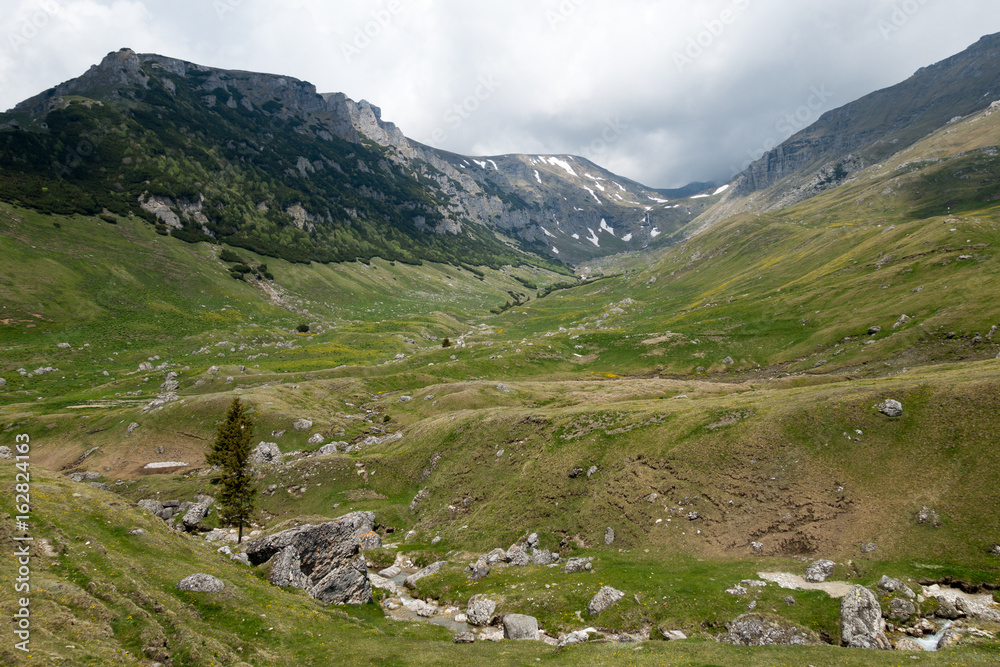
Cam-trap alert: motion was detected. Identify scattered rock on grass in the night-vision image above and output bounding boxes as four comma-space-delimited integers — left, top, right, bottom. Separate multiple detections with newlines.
466, 560, 489, 582
895, 637, 925, 652
878, 399, 903, 417
467, 595, 496, 626
878, 575, 916, 599
506, 544, 530, 566
889, 597, 917, 620
723, 613, 819, 646
804, 559, 835, 583
503, 614, 539, 640
404, 561, 447, 589
564, 557, 593, 573
177, 574, 225, 593
588, 586, 624, 616
916, 507, 940, 527
453, 632, 475, 644
559, 628, 596, 646
251, 442, 283, 468
605, 527, 615, 545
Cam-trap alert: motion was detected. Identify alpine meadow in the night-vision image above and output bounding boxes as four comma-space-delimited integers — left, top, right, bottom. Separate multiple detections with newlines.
1, 10, 999, 667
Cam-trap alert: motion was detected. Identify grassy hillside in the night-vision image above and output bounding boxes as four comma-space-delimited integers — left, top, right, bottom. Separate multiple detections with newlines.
1, 68, 999, 667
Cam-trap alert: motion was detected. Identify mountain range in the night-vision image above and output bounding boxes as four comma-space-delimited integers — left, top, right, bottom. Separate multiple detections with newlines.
1, 30, 999, 667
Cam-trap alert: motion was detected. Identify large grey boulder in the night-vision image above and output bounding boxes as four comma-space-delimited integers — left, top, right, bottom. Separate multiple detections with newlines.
503, 614, 539, 640
269, 545, 311, 590
467, 595, 496, 626
588, 586, 624, 616
245, 511, 375, 604
293, 418, 313, 431
181, 496, 213, 532
804, 559, 835, 583
403, 561, 447, 589
505, 544, 530, 566
935, 596, 963, 619
723, 613, 819, 646
878, 399, 903, 417
251, 441, 283, 467
840, 585, 891, 650
605, 527, 615, 545
318, 443, 340, 456
310, 556, 372, 604
177, 573, 225, 593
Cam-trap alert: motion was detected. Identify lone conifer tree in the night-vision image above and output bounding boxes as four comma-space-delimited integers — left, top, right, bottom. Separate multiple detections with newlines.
207, 397, 257, 543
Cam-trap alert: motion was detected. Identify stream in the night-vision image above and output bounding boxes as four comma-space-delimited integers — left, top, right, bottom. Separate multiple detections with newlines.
911, 621, 954, 652
381, 569, 474, 635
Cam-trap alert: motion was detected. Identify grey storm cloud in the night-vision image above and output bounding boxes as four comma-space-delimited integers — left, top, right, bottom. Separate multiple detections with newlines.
1, 0, 998, 188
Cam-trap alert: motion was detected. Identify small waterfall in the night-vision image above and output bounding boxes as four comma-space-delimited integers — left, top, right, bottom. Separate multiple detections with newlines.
911, 621, 954, 652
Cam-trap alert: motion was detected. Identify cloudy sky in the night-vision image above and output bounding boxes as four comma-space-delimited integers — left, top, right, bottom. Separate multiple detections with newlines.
1, 0, 998, 188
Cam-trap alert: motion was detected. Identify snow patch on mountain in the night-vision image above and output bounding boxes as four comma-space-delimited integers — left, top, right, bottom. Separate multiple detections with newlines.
541, 226, 555, 238
622, 233, 633, 242
543, 156, 577, 177
584, 187, 602, 204
650, 228, 661, 238
534, 170, 542, 184
600, 219, 615, 236
713, 184, 730, 195
586, 228, 600, 247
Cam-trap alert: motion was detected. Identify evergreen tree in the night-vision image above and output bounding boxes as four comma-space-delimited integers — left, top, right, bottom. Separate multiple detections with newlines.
206, 397, 257, 543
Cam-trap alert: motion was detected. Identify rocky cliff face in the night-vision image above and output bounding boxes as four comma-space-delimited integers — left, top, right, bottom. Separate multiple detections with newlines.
342, 101, 714, 262
732, 33, 1000, 201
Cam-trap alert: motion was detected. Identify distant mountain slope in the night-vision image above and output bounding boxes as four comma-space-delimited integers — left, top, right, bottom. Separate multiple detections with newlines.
693, 32, 1000, 231
0, 49, 565, 270
0, 49, 708, 267
337, 94, 717, 263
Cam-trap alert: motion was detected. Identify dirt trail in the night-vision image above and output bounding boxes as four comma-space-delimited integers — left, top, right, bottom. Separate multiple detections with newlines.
757, 572, 852, 598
